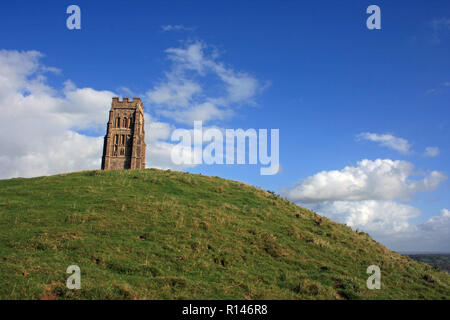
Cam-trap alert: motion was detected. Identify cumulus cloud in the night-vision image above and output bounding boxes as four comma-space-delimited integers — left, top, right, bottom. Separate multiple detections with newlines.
356, 132, 412, 154
0, 131, 103, 179
283, 159, 446, 203
424, 146, 440, 157
419, 208, 450, 233
308, 200, 420, 235
148, 76, 201, 108
311, 202, 450, 252
0, 41, 266, 179
143, 114, 195, 171
146, 41, 264, 124
0, 50, 115, 179
282, 159, 448, 252
0, 49, 196, 179
387, 208, 450, 252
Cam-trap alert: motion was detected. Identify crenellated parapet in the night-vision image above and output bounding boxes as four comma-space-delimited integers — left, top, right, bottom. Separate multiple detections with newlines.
111, 97, 144, 113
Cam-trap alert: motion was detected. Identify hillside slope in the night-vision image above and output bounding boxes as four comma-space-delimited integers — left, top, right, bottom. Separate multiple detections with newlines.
0, 169, 448, 299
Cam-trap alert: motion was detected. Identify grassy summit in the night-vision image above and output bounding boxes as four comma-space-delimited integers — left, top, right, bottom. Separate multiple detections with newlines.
0, 169, 448, 299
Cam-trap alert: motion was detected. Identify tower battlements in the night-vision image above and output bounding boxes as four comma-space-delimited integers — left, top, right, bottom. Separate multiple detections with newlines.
111, 97, 144, 111
112, 97, 141, 103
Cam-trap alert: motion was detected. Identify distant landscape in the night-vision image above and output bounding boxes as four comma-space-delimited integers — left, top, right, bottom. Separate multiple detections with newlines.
408, 254, 450, 273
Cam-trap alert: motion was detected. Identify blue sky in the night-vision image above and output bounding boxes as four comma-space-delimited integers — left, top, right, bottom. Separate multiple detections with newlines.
0, 0, 449, 252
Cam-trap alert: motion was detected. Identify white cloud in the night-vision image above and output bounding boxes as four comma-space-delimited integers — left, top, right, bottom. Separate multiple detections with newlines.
0, 42, 265, 179
419, 208, 450, 231
282, 159, 449, 252
143, 114, 195, 171
388, 208, 450, 252
0, 50, 115, 179
148, 76, 201, 107
146, 139, 196, 171
356, 132, 411, 154
0, 131, 103, 179
161, 25, 195, 32
308, 200, 420, 235
0, 49, 195, 179
282, 159, 446, 203
146, 41, 264, 124
424, 146, 440, 157
307, 201, 450, 252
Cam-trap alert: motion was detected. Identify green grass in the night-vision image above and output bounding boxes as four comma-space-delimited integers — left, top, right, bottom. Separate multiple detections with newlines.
0, 168, 449, 299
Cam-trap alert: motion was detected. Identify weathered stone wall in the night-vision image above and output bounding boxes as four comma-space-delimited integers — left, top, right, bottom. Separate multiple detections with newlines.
101, 97, 146, 170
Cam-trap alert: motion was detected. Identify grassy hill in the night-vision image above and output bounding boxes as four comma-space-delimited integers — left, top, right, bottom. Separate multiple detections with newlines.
0, 169, 449, 300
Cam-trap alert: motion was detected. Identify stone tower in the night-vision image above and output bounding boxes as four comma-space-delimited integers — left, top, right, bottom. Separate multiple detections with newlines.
101, 97, 146, 170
